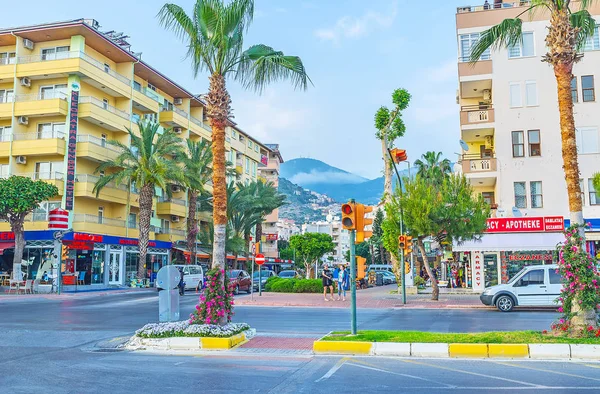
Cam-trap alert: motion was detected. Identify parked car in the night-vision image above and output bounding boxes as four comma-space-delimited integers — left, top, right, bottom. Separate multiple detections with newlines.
253, 270, 277, 291
228, 269, 252, 295
277, 270, 298, 279
368, 264, 394, 273
380, 271, 397, 285
171, 264, 204, 291
480, 264, 561, 312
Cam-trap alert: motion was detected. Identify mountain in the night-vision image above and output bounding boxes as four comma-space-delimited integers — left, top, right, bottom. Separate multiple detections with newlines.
278, 177, 339, 224
281, 158, 414, 205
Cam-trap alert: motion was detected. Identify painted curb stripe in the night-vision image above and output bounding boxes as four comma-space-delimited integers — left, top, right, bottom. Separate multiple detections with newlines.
488, 344, 529, 358
313, 341, 372, 354
449, 343, 488, 358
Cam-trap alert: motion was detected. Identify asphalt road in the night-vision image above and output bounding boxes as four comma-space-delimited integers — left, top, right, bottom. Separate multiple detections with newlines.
1, 292, 594, 394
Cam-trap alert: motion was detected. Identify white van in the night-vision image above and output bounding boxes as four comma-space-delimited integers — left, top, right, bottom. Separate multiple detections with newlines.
171, 264, 204, 291
367, 264, 394, 273
480, 264, 561, 312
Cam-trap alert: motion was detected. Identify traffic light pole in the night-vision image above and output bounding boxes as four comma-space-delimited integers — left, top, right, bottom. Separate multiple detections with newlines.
350, 228, 357, 335
388, 148, 407, 305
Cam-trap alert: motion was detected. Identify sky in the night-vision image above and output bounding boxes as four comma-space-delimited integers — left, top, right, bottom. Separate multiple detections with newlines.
4, 0, 469, 180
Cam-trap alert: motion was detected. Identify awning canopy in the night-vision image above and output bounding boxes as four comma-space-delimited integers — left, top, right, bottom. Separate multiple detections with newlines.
454, 233, 564, 252
0, 241, 15, 255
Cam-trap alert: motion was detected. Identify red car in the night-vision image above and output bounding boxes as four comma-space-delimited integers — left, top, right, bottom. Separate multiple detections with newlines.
228, 269, 252, 295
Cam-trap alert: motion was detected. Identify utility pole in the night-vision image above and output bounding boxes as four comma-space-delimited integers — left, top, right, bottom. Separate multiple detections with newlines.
388, 148, 408, 305
349, 202, 357, 335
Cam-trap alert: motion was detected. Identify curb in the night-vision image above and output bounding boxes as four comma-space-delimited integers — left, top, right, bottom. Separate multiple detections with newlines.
312, 340, 600, 360
126, 329, 256, 352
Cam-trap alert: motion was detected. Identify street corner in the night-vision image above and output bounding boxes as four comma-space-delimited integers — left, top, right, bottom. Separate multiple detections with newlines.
313, 340, 373, 355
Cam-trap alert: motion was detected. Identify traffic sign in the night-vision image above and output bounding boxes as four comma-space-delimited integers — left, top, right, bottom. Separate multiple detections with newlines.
255, 253, 265, 266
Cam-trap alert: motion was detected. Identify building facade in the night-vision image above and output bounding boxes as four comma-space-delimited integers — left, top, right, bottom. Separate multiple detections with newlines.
0, 19, 270, 289
258, 144, 283, 258
302, 217, 350, 262
455, 2, 600, 290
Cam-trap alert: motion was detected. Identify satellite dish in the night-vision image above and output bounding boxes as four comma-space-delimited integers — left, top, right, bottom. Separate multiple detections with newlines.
512, 207, 523, 218
459, 140, 469, 151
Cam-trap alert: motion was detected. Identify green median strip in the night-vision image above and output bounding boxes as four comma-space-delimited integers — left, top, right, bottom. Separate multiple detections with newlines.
323, 331, 600, 345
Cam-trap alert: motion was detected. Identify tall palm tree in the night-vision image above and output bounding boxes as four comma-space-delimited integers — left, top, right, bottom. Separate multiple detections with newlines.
414, 151, 451, 185
159, 0, 310, 273
239, 180, 286, 247
179, 139, 213, 264
469, 0, 597, 230
94, 121, 184, 279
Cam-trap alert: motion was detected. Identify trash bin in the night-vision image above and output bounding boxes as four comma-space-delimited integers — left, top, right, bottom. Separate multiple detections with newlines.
156, 265, 181, 322
376, 272, 384, 286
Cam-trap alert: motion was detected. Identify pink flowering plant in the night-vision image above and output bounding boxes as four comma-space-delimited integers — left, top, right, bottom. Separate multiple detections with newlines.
189, 268, 235, 325
552, 223, 600, 337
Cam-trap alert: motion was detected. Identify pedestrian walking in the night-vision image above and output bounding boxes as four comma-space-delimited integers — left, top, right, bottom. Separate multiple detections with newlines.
322, 264, 334, 301
336, 265, 349, 301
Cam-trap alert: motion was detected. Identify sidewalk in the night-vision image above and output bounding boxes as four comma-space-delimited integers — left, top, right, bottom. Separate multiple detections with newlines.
236, 285, 486, 309
0, 288, 155, 302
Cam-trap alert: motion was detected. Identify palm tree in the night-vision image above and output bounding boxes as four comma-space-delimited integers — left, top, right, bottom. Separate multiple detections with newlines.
158, 0, 310, 273
179, 139, 213, 265
414, 151, 451, 185
94, 121, 184, 279
469, 1, 597, 231
239, 180, 286, 248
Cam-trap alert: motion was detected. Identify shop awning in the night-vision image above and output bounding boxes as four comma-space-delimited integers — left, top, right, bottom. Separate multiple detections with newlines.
453, 233, 564, 252
172, 246, 210, 259
0, 241, 14, 255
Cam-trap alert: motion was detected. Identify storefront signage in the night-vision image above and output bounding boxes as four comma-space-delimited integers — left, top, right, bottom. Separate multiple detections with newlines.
119, 239, 157, 247
0, 232, 15, 241
73, 233, 103, 243
65, 86, 80, 211
264, 233, 278, 241
472, 251, 485, 291
509, 253, 553, 261
64, 240, 94, 250
486, 216, 564, 233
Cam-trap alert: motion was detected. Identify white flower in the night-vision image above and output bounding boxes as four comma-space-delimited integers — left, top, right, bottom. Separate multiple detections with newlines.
136, 321, 251, 338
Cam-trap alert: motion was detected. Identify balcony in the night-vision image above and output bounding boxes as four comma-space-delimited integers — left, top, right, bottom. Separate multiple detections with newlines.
17, 51, 131, 97
132, 84, 160, 113
12, 131, 66, 156
76, 134, 121, 163
14, 92, 69, 118
74, 174, 129, 205
155, 227, 186, 242
0, 96, 12, 119
156, 196, 187, 217
461, 155, 498, 186
458, 60, 493, 80
72, 214, 127, 237
78, 97, 131, 132
457, 1, 529, 13
460, 105, 495, 128
160, 107, 189, 129
21, 172, 64, 195
189, 116, 212, 138
0, 57, 14, 80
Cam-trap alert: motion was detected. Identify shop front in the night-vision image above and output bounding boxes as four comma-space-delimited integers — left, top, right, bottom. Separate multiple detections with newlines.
453, 216, 564, 292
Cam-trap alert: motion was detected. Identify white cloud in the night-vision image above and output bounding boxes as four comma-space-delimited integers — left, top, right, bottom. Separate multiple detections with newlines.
290, 170, 365, 185
315, 1, 398, 44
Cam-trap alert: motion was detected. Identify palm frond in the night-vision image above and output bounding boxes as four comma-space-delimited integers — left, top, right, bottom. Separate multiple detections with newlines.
579, 0, 600, 10
571, 10, 597, 52
470, 18, 523, 64
157, 3, 197, 42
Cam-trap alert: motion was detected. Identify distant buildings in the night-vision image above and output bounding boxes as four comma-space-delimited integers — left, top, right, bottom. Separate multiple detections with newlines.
301, 212, 351, 262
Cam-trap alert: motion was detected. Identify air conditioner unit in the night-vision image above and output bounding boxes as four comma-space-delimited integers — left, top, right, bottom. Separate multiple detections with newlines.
23, 39, 34, 50
173, 127, 182, 134
482, 89, 492, 101
484, 135, 494, 148
174, 98, 183, 105
154, 227, 163, 234
16, 156, 26, 165
171, 216, 180, 223
17, 116, 29, 125
171, 184, 182, 193
19, 77, 31, 87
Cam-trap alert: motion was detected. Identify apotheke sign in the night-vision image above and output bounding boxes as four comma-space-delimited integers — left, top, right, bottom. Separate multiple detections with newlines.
486, 216, 564, 233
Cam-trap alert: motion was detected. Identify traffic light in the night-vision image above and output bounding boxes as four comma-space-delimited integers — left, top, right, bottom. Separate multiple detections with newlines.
404, 236, 413, 256
61, 245, 69, 261
356, 257, 367, 280
405, 261, 410, 275
390, 148, 408, 164
355, 204, 373, 244
398, 235, 407, 250
341, 202, 356, 230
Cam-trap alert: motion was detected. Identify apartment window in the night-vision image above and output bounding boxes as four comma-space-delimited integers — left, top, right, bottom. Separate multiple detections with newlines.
133, 81, 142, 92
512, 131, 524, 157
530, 181, 543, 208
576, 127, 599, 154
98, 207, 104, 224
0, 164, 8, 179
35, 162, 63, 180
0, 52, 16, 65
162, 219, 170, 231
102, 98, 109, 109
582, 76, 595, 102
41, 46, 70, 61
103, 63, 110, 73
572, 77, 578, 103
509, 82, 522, 107
40, 84, 67, 100
589, 178, 599, 205
147, 83, 157, 92
514, 182, 527, 208
508, 32, 534, 58
128, 213, 137, 229
231, 130, 237, 139
144, 113, 157, 123
131, 113, 141, 123
37, 122, 64, 139
528, 130, 541, 156
101, 134, 107, 147
255, 145, 259, 153
584, 25, 600, 51
245, 157, 250, 174
0, 126, 11, 142
581, 179, 586, 206
252, 161, 257, 178
481, 192, 495, 205
99, 170, 105, 177
525, 81, 538, 106
248, 140, 253, 149
0, 89, 14, 103
32, 201, 60, 222
459, 33, 491, 62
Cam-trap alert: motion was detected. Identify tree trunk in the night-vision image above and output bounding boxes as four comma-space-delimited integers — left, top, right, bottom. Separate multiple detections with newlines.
417, 238, 438, 301
137, 184, 154, 280
381, 137, 393, 201
255, 222, 263, 252
187, 190, 198, 264
11, 220, 25, 281
206, 73, 231, 273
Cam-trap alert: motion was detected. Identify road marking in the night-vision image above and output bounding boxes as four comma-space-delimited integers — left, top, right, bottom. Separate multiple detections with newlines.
577, 363, 600, 370
400, 359, 545, 388
492, 361, 600, 383
346, 362, 455, 387
314, 357, 349, 382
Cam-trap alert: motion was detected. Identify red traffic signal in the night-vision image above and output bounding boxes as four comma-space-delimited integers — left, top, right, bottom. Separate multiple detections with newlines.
398, 235, 407, 248
390, 148, 408, 164
341, 203, 356, 230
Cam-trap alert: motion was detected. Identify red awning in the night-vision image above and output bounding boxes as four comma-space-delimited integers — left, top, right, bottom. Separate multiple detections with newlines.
0, 241, 14, 255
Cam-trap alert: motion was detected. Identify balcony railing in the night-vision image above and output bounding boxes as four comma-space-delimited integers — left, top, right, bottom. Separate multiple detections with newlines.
0, 57, 16, 65
460, 105, 494, 125
13, 131, 66, 141
143, 87, 160, 102
17, 51, 131, 86
79, 96, 131, 120
457, 1, 530, 13
73, 214, 126, 227
190, 116, 212, 132
14, 92, 68, 102
462, 157, 497, 173
158, 196, 187, 206
22, 172, 64, 181
0, 95, 14, 103
76, 134, 121, 153
162, 106, 189, 119
76, 173, 128, 191
156, 227, 186, 236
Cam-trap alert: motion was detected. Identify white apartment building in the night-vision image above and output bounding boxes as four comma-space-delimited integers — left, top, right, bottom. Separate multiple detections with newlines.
302, 218, 350, 262
277, 218, 300, 241
453, 1, 600, 291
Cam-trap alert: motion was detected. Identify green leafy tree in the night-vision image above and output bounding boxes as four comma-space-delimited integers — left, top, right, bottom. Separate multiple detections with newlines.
94, 121, 184, 279
289, 233, 335, 279
381, 197, 403, 285
159, 0, 310, 280
414, 151, 451, 185
279, 247, 294, 261
396, 174, 489, 300
0, 176, 58, 280
371, 208, 388, 265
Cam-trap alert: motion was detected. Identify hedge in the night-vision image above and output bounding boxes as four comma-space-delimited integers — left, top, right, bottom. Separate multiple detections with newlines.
264, 276, 323, 293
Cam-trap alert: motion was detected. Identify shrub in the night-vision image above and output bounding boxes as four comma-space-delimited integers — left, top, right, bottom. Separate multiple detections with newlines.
264, 276, 281, 291
189, 269, 234, 325
293, 279, 323, 293
414, 276, 426, 288
270, 278, 297, 293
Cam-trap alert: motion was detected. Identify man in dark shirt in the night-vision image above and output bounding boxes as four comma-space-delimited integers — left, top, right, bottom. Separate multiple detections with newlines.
322, 264, 334, 301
